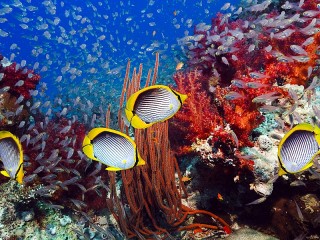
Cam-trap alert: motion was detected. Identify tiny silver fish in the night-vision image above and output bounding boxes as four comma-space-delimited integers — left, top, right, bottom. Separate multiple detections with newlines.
224, 91, 244, 100
290, 45, 308, 55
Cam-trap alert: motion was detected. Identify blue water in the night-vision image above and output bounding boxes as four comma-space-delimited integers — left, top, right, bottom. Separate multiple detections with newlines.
0, 0, 238, 99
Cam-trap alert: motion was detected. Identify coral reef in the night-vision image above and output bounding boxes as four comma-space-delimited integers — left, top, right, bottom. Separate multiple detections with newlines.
0, 52, 123, 239
171, 70, 255, 172
0, 55, 40, 100
0, 179, 122, 240
21, 117, 112, 213
0, 55, 40, 130
173, 0, 320, 152
0, 180, 78, 240
169, 0, 320, 191
225, 228, 279, 240
168, 1, 320, 239
1, 0, 320, 238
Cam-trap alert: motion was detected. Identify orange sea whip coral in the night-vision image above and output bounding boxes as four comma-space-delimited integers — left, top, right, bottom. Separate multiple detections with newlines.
106, 54, 231, 239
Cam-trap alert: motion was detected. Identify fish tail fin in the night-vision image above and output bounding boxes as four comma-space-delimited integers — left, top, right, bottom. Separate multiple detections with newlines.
179, 93, 188, 104
121, 107, 131, 127
16, 171, 23, 184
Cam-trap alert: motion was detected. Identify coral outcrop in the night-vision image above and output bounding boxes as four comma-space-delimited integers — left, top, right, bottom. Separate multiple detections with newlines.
171, 0, 320, 177
0, 54, 40, 130
0, 55, 40, 100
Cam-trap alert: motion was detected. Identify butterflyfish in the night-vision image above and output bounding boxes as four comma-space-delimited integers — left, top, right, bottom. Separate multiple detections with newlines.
82, 128, 145, 171
123, 85, 187, 129
0, 131, 24, 184
278, 123, 320, 176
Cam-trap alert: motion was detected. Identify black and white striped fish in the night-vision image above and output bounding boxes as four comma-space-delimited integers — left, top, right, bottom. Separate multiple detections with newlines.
278, 123, 320, 175
0, 131, 24, 184
82, 128, 145, 171
123, 85, 187, 129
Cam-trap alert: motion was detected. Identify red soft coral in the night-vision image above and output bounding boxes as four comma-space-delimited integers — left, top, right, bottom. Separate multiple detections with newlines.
0, 55, 40, 100
170, 70, 225, 153
22, 117, 109, 211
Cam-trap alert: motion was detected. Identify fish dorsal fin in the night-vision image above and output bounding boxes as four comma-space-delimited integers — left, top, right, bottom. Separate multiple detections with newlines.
292, 123, 314, 132
87, 127, 109, 140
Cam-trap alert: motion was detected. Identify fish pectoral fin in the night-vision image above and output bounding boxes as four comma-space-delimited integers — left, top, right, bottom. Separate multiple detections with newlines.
106, 167, 122, 171
0, 170, 10, 178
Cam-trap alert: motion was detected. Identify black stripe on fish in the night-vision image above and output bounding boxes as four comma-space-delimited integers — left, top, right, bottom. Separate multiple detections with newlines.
278, 156, 290, 174
169, 87, 183, 105
14, 162, 23, 180
133, 147, 139, 167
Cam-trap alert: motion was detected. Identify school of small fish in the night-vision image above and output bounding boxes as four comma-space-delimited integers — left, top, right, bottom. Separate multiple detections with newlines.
0, 0, 320, 238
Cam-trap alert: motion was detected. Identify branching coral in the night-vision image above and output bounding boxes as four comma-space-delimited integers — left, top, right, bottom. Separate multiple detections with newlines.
170, 70, 225, 152
0, 52, 122, 238
170, 70, 255, 172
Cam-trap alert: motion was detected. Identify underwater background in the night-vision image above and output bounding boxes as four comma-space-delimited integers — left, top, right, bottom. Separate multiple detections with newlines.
0, 0, 320, 239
